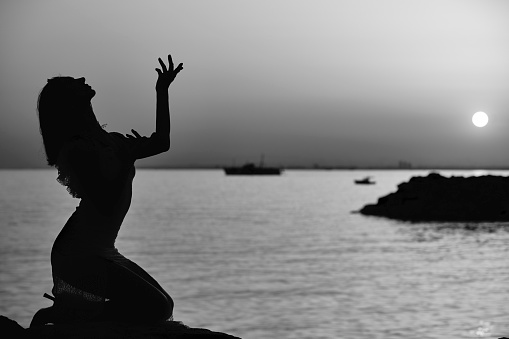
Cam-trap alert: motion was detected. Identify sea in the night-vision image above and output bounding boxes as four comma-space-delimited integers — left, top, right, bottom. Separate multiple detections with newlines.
1, 169, 509, 339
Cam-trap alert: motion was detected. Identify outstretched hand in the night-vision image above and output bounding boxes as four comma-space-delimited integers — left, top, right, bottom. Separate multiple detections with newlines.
155, 54, 183, 92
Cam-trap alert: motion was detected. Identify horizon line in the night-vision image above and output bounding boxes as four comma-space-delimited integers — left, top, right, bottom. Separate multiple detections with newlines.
2, 165, 509, 171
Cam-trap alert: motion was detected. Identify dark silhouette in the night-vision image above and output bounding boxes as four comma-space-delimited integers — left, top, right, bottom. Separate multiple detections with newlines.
359, 172, 509, 222
354, 176, 375, 185
1, 314, 241, 338
223, 155, 283, 175
223, 163, 283, 175
31, 55, 183, 326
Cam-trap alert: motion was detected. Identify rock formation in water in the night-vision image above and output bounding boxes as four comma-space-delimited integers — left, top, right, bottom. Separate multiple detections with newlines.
359, 173, 509, 222
0, 315, 241, 339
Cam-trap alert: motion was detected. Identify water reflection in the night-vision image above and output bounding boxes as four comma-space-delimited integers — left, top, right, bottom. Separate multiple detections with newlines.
396, 221, 509, 338
400, 221, 509, 242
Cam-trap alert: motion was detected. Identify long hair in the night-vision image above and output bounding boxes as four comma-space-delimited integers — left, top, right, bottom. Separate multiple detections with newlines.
37, 76, 100, 166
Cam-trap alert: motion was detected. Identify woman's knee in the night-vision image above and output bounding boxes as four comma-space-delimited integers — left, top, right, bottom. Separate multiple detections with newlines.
158, 294, 174, 321
140, 295, 173, 322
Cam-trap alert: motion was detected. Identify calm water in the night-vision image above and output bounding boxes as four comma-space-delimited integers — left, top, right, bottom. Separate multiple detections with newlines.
1, 169, 509, 338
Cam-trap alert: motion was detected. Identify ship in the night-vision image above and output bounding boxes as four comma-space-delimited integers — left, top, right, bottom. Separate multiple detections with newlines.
223, 156, 283, 175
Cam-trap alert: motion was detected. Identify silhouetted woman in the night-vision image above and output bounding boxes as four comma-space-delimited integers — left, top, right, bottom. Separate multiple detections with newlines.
31, 55, 183, 326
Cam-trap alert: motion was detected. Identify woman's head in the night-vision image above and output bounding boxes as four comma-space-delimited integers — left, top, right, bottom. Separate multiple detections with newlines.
37, 76, 100, 166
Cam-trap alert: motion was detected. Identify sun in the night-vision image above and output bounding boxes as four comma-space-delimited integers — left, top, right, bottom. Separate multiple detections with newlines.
472, 111, 488, 128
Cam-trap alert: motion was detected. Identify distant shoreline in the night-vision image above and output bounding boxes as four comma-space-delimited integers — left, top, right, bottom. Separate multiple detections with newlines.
2, 166, 509, 171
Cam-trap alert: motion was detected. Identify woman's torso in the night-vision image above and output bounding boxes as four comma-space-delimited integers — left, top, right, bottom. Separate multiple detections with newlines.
53, 131, 136, 255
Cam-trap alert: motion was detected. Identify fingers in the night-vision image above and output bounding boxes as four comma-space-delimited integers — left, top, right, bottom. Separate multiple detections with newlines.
126, 130, 144, 139
157, 55, 182, 73
158, 58, 168, 72
156, 55, 183, 88
168, 55, 174, 71
131, 129, 142, 138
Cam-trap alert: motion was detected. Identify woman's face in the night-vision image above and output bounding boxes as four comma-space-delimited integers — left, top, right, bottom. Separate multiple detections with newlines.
70, 77, 95, 100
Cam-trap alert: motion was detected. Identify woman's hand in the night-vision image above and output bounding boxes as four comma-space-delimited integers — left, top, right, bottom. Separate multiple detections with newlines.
125, 129, 147, 141
155, 54, 183, 92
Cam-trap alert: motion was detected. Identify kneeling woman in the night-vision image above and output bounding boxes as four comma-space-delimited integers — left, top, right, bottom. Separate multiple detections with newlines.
31, 55, 183, 326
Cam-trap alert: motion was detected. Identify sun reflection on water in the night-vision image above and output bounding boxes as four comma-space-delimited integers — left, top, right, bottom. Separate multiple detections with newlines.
469, 320, 493, 337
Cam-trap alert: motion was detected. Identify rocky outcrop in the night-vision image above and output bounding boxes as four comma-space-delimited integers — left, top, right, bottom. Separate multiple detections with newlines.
359, 173, 509, 222
0, 315, 241, 339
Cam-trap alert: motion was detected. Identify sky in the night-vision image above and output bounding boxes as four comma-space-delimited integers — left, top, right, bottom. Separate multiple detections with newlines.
1, 0, 509, 169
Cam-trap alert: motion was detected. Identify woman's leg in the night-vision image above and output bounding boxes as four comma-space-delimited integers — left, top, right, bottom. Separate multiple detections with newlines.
50, 250, 173, 324
97, 257, 174, 323
111, 258, 173, 306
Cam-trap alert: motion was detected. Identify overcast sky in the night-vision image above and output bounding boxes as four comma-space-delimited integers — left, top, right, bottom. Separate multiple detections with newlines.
1, 0, 509, 168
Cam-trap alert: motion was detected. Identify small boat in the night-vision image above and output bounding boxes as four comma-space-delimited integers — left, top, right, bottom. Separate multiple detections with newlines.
224, 155, 283, 175
355, 176, 375, 185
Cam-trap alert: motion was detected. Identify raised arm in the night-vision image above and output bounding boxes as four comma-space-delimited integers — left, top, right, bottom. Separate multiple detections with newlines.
155, 55, 184, 146
127, 54, 183, 160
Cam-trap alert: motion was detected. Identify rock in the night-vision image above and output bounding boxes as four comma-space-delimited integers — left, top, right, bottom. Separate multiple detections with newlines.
0, 315, 241, 339
1, 316, 28, 339
359, 173, 509, 222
